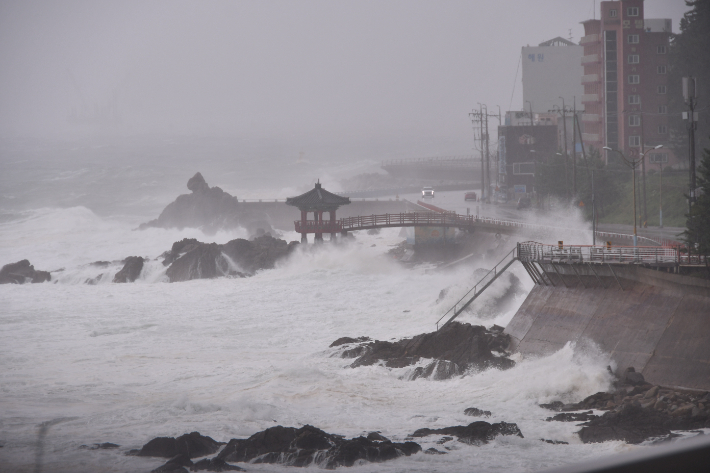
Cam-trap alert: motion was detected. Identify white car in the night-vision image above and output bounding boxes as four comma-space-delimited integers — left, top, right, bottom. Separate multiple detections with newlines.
421, 187, 435, 198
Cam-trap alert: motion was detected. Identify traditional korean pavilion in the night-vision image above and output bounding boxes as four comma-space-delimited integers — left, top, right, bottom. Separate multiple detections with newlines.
286, 181, 350, 243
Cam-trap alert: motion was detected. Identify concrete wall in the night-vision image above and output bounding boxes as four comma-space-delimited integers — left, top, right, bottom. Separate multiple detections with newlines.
505, 265, 710, 391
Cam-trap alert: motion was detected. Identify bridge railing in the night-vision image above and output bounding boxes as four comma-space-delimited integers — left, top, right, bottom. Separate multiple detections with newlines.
517, 241, 706, 265
294, 220, 343, 233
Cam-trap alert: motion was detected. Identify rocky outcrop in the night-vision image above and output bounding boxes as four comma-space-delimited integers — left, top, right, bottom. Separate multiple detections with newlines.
540, 367, 710, 444
138, 173, 277, 235
464, 407, 491, 418
136, 432, 223, 458
216, 424, 421, 469
163, 235, 298, 282
113, 256, 144, 283
410, 421, 523, 445
333, 322, 514, 380
0, 260, 51, 284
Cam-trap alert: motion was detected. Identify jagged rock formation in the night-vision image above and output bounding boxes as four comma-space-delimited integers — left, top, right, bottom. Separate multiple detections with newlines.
216, 425, 421, 468
333, 322, 514, 380
540, 367, 710, 444
138, 172, 277, 235
410, 421, 523, 445
113, 256, 144, 283
0, 260, 51, 284
133, 432, 223, 458
162, 235, 298, 282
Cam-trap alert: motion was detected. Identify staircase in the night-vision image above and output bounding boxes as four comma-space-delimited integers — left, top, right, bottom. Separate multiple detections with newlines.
436, 247, 518, 330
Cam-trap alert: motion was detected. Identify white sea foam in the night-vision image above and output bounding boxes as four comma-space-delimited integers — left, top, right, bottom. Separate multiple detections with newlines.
0, 207, 638, 472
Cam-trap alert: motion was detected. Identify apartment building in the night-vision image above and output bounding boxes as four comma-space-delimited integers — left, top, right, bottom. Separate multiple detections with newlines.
580, 0, 674, 168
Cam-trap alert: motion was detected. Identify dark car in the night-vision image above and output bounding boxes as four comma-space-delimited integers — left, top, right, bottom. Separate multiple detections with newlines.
516, 197, 531, 209
464, 191, 477, 201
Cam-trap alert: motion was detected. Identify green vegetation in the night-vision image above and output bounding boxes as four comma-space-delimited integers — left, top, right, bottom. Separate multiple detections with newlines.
682, 144, 710, 253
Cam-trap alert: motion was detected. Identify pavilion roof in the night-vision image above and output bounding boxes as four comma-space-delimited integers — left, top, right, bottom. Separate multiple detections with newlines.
286, 182, 350, 210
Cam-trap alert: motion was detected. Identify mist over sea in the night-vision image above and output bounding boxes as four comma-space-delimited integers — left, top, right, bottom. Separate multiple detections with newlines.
1, 136, 627, 472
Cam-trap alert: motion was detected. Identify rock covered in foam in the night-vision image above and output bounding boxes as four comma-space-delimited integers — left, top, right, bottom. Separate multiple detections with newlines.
216, 424, 421, 468
334, 322, 514, 379
0, 260, 51, 284
113, 256, 145, 283
136, 431, 223, 458
410, 421, 523, 445
162, 235, 298, 282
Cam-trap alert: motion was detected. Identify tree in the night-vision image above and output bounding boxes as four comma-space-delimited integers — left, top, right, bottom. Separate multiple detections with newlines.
682, 141, 710, 254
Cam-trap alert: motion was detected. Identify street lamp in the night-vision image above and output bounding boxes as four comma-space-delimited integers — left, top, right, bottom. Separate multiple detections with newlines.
604, 144, 663, 247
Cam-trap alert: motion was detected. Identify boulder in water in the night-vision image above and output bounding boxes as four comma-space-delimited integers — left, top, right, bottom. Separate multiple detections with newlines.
335, 322, 514, 380
217, 424, 421, 468
410, 421, 523, 445
137, 432, 222, 458
0, 260, 51, 284
113, 256, 145, 283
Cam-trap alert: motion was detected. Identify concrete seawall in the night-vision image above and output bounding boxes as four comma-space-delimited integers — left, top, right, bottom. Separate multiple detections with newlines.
505, 265, 710, 391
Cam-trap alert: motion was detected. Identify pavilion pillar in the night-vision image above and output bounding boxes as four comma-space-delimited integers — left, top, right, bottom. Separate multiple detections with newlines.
330, 209, 337, 240
315, 210, 323, 242
300, 210, 308, 243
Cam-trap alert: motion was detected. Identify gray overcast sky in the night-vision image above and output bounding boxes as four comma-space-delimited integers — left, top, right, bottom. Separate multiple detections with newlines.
0, 0, 689, 154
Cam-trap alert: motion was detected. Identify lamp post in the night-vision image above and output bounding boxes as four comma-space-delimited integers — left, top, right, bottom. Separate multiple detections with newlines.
659, 160, 664, 228
604, 144, 663, 247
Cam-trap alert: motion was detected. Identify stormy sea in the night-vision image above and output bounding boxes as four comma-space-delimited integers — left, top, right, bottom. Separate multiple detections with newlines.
2, 136, 632, 472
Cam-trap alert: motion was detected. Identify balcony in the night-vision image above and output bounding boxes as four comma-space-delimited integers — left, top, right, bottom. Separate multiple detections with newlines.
581, 94, 600, 103
581, 74, 600, 84
581, 54, 600, 65
580, 34, 600, 45
582, 113, 601, 122
582, 133, 602, 142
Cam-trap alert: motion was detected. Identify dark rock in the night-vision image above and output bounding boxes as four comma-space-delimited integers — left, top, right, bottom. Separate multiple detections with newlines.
217, 424, 421, 468
436, 436, 454, 444
577, 403, 710, 444
190, 458, 245, 471
329, 336, 371, 348
410, 421, 523, 445
366, 432, 389, 442
152, 454, 193, 473
424, 447, 447, 454
113, 256, 144, 283
187, 172, 209, 193
623, 367, 646, 386
546, 411, 598, 422
89, 261, 111, 267
0, 260, 51, 284
539, 401, 565, 412
78, 442, 120, 450
541, 439, 569, 445
464, 407, 491, 417
138, 432, 222, 458
336, 322, 514, 380
163, 235, 297, 283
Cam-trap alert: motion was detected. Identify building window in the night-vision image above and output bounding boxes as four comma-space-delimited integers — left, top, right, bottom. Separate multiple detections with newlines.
627, 7, 639, 16
609, 9, 618, 17
628, 34, 639, 44
657, 85, 667, 94
649, 153, 668, 164
658, 105, 668, 114
628, 54, 640, 64
657, 65, 667, 74
629, 115, 641, 126
629, 95, 641, 104
658, 125, 668, 134
629, 135, 641, 147
628, 75, 640, 84
657, 45, 667, 54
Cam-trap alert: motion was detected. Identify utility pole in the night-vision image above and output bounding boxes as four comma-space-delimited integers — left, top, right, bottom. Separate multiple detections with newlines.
470, 107, 485, 201
485, 106, 490, 202
640, 109, 647, 226
572, 97, 577, 196
683, 77, 698, 216
559, 97, 569, 199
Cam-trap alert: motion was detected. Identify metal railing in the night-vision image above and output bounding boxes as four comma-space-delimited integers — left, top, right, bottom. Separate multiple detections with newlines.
436, 247, 518, 330
518, 241, 706, 265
